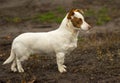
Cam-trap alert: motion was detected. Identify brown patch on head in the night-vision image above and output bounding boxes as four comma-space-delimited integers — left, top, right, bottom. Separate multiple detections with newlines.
67, 9, 84, 20
67, 9, 84, 28
67, 9, 76, 19
74, 9, 84, 14
71, 17, 83, 28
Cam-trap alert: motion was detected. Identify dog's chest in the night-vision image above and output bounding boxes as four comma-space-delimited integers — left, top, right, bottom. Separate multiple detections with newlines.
63, 38, 77, 52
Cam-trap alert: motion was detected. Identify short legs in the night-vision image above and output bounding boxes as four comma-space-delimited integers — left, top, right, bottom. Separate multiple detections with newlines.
56, 52, 67, 73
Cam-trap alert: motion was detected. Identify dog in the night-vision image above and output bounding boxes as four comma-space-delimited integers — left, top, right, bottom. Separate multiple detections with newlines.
3, 9, 91, 73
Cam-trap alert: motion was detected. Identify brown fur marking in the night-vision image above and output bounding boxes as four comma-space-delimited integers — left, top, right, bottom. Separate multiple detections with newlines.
71, 17, 83, 28
67, 9, 76, 19
74, 9, 84, 14
67, 9, 84, 28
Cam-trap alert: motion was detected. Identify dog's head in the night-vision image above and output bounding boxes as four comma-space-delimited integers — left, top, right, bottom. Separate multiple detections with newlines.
67, 9, 91, 31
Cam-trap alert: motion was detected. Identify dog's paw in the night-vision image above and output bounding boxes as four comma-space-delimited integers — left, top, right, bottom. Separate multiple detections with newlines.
58, 65, 67, 73
18, 67, 24, 73
11, 68, 17, 72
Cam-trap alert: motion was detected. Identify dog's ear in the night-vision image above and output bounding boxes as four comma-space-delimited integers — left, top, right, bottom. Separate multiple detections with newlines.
75, 9, 84, 14
67, 9, 76, 19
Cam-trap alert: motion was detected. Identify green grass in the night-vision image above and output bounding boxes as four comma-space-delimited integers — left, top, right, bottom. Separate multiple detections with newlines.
33, 11, 64, 23
3, 17, 22, 23
96, 7, 111, 25
0, 7, 111, 25
34, 12, 56, 22
33, 7, 66, 23
0, 7, 66, 24
85, 7, 111, 25
84, 9, 95, 17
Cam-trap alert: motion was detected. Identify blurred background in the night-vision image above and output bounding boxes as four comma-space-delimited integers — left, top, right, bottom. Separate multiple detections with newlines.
0, 0, 119, 25
0, 0, 120, 83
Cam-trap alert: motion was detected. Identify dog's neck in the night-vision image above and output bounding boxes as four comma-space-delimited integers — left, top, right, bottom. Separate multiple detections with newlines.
58, 15, 80, 38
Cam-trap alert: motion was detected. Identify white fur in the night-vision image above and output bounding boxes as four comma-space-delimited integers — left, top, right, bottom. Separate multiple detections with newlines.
3, 11, 90, 73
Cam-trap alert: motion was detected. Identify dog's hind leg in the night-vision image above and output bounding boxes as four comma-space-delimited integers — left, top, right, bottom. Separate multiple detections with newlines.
13, 43, 30, 73
11, 59, 17, 72
15, 51, 30, 73
16, 57, 24, 73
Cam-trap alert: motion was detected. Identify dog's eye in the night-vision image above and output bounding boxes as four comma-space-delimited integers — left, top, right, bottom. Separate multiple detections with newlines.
77, 18, 82, 24
79, 18, 82, 22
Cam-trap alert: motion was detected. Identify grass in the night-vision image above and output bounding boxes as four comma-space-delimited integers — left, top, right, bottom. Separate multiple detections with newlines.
34, 12, 56, 22
0, 7, 66, 24
1, 16, 22, 23
33, 11, 64, 23
96, 7, 111, 25
33, 7, 66, 23
0, 7, 111, 25
84, 7, 111, 25
77, 31, 120, 61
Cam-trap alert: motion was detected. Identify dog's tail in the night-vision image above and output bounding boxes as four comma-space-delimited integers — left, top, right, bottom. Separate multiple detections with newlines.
3, 49, 15, 65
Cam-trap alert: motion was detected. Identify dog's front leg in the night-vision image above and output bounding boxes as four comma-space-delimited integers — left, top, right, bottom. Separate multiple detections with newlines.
56, 52, 67, 73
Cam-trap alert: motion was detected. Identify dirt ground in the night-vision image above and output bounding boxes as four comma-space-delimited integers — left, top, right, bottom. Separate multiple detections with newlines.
0, 0, 120, 83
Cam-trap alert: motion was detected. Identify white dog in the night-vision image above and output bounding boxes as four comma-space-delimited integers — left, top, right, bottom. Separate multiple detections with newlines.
3, 9, 91, 73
